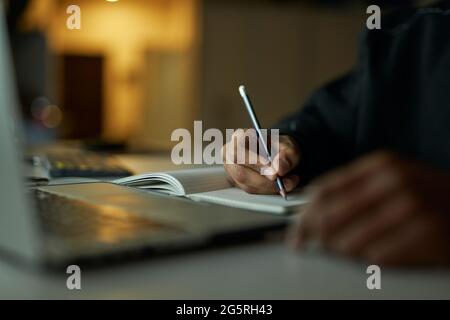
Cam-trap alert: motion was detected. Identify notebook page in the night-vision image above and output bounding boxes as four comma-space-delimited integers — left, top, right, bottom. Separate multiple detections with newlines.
188, 188, 309, 215
168, 166, 231, 194
114, 173, 185, 195
113, 166, 230, 196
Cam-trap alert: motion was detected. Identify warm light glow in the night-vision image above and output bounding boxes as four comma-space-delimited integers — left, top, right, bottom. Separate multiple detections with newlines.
23, 0, 200, 143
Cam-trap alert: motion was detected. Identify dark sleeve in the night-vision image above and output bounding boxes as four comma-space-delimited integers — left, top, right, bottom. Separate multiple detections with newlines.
274, 70, 360, 185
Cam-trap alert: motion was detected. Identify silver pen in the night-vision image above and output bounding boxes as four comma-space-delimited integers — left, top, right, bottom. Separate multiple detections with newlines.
238, 85, 288, 200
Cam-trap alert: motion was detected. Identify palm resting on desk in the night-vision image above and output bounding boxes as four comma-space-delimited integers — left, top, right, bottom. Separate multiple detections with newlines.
288, 152, 450, 267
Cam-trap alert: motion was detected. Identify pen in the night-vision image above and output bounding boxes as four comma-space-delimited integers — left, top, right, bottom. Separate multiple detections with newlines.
238, 85, 288, 200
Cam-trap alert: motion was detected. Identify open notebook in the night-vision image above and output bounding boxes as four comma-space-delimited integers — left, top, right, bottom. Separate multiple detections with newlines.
114, 167, 308, 214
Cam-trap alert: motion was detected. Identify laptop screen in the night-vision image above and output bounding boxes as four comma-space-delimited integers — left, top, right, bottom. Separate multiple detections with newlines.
0, 3, 41, 263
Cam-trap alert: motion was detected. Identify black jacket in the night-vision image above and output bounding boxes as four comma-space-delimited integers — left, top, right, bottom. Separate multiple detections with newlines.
276, 2, 450, 184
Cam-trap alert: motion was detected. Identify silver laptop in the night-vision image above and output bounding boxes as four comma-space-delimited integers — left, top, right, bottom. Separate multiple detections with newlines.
0, 6, 285, 269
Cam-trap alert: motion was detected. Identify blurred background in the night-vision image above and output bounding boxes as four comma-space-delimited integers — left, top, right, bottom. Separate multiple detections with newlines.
5, 0, 412, 152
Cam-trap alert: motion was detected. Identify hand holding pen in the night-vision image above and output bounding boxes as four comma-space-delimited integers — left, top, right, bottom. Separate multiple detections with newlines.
221, 86, 301, 198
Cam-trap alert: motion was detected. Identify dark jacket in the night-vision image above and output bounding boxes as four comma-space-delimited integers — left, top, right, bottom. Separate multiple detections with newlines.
276, 1, 450, 184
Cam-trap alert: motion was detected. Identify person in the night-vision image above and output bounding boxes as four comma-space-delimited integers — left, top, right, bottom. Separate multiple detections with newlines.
222, 1, 450, 266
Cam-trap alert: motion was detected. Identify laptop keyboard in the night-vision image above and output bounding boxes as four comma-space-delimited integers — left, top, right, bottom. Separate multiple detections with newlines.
45, 151, 132, 178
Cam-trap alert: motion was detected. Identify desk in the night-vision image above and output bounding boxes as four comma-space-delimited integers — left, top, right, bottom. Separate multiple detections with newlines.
2, 154, 450, 299
3, 242, 450, 299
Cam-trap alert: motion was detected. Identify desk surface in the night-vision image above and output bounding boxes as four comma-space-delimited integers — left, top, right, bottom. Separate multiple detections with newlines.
2, 154, 450, 299
3, 242, 450, 299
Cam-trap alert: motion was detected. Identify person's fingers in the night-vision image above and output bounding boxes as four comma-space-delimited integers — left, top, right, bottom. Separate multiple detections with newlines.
326, 193, 416, 257
283, 175, 300, 192
225, 163, 300, 194
286, 178, 358, 250
316, 167, 410, 241
287, 156, 407, 250
223, 131, 301, 180
272, 143, 301, 177
223, 130, 271, 167
225, 163, 274, 194
223, 143, 277, 180
312, 152, 401, 198
234, 131, 301, 177
233, 128, 265, 164
287, 151, 450, 266
361, 215, 449, 266
223, 130, 302, 194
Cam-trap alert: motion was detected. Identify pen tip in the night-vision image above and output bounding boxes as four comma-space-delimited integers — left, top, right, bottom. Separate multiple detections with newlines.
280, 190, 288, 201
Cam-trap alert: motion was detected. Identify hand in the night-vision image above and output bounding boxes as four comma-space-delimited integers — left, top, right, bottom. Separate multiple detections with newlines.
288, 151, 450, 266
222, 129, 301, 194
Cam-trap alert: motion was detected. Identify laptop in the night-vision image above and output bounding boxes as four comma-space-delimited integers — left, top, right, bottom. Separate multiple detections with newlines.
0, 6, 286, 269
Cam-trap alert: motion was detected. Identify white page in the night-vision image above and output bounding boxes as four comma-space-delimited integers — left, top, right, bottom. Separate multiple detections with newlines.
114, 166, 309, 214
114, 166, 230, 196
170, 167, 231, 194
188, 188, 309, 215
